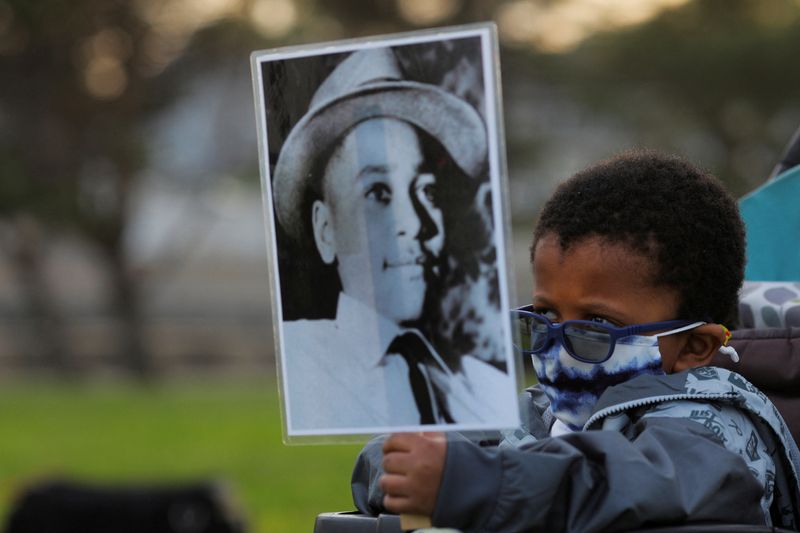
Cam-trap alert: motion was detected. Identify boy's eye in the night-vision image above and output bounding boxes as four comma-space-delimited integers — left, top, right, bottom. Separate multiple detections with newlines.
420, 183, 437, 204
365, 183, 391, 204
589, 316, 618, 327
415, 174, 439, 206
533, 308, 558, 322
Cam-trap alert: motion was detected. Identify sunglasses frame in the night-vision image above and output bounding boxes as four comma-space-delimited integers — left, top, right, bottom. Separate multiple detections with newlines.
512, 305, 702, 364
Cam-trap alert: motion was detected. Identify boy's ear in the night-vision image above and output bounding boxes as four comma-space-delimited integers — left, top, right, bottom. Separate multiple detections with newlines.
672, 324, 728, 372
312, 200, 336, 265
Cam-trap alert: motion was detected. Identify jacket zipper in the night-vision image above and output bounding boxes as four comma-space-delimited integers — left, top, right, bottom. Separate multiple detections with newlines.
584, 392, 739, 430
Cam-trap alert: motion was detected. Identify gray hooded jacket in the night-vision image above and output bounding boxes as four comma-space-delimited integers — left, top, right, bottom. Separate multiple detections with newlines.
352, 367, 800, 532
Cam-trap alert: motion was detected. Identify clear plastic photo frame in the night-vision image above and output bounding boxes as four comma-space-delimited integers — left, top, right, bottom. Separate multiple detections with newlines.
250, 23, 523, 444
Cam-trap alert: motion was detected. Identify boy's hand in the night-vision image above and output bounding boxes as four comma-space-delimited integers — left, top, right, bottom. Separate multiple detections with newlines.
380, 432, 447, 516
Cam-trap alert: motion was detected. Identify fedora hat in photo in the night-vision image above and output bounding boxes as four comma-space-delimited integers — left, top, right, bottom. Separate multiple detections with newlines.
272, 47, 488, 243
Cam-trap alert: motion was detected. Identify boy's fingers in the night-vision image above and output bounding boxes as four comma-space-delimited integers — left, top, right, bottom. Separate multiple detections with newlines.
382, 493, 414, 514
379, 473, 409, 496
383, 431, 446, 454
379, 431, 446, 517
382, 451, 414, 474
382, 432, 418, 453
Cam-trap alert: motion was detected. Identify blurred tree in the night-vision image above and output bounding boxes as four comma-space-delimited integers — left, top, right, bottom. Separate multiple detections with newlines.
534, 0, 800, 195
319, 0, 503, 30
0, 0, 171, 377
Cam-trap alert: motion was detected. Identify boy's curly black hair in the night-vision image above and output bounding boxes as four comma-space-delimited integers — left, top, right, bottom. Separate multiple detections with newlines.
531, 150, 746, 326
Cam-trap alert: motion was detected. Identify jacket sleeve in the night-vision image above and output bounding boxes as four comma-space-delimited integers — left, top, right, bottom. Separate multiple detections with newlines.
351, 435, 387, 516
432, 416, 765, 532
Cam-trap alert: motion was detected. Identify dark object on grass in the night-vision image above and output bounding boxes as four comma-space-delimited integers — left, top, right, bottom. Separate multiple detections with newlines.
4, 479, 246, 533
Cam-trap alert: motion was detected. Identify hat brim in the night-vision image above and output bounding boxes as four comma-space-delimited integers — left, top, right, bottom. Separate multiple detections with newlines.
272, 80, 488, 243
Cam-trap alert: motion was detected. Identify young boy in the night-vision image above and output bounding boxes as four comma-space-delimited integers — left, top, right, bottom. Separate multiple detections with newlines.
351, 150, 800, 531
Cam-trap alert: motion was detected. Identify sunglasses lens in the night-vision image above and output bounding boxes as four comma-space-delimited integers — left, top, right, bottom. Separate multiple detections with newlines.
563, 323, 613, 362
513, 312, 549, 353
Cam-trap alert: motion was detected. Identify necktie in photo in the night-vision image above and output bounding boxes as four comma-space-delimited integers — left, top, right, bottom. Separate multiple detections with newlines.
388, 331, 441, 424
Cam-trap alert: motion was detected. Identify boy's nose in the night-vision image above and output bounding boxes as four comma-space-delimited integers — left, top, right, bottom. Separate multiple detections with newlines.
394, 191, 422, 238
409, 190, 442, 246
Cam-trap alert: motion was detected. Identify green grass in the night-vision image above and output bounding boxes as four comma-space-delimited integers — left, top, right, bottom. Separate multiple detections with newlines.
0, 379, 363, 532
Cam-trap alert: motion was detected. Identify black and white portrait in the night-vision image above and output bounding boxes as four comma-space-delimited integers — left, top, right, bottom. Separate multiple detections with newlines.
252, 25, 520, 437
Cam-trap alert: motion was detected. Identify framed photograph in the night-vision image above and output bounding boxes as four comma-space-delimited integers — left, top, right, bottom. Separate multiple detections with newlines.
251, 23, 521, 440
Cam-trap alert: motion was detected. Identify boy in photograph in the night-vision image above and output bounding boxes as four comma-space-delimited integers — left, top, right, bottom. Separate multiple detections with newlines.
273, 47, 514, 431
352, 151, 800, 531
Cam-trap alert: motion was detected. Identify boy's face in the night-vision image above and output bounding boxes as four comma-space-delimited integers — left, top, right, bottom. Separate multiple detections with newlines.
316, 117, 444, 325
532, 233, 685, 371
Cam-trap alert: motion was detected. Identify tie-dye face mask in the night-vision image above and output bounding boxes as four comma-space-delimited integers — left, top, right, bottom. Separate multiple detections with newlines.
531, 333, 666, 431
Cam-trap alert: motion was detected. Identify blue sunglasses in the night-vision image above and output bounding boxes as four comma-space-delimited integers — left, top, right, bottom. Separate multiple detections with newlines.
511, 305, 704, 364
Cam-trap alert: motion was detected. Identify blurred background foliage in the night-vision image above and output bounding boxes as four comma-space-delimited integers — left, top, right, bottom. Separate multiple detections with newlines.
1, 0, 799, 530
